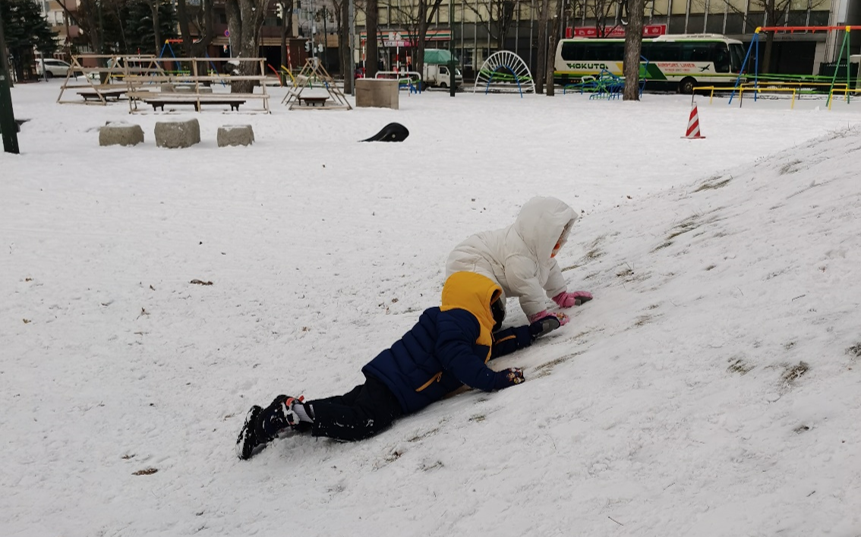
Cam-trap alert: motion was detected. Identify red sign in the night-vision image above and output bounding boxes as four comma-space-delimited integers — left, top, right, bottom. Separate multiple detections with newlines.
569, 24, 667, 38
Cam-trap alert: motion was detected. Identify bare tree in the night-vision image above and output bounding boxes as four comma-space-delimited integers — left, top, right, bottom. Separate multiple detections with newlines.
332, 0, 353, 91
463, 0, 519, 50
706, 0, 824, 73
388, 0, 445, 81
225, 0, 267, 92
59, 0, 103, 55
570, 0, 624, 37
366, 0, 379, 77
622, 0, 644, 100
276, 0, 294, 70
545, 0, 561, 95
536, 0, 557, 93
144, 0, 162, 55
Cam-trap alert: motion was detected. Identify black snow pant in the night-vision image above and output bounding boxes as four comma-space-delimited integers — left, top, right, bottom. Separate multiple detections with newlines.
307, 374, 404, 441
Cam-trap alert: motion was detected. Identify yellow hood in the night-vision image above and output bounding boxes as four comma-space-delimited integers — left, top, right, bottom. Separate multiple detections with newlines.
440, 272, 501, 350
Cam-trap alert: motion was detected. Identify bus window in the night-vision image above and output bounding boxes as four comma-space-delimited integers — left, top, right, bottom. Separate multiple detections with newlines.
729, 43, 745, 72
711, 43, 730, 72
561, 41, 583, 61
649, 43, 674, 61
584, 43, 611, 60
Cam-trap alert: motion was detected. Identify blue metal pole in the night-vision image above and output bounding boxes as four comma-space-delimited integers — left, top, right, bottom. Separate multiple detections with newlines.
729, 30, 758, 105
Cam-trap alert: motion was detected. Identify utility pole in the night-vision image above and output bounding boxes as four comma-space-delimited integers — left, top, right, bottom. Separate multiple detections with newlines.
448, 0, 455, 96
0, 6, 21, 154
349, 0, 355, 95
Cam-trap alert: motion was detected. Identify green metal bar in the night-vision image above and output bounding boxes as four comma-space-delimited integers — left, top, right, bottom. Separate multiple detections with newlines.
827, 29, 851, 107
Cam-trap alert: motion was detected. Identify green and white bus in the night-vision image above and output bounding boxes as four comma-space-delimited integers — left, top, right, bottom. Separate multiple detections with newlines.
554, 33, 746, 93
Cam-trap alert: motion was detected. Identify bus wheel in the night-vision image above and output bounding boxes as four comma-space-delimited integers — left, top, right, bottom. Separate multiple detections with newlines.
679, 77, 696, 95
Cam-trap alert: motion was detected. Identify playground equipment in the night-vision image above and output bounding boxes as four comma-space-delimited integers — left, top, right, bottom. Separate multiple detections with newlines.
563, 57, 650, 99
375, 71, 423, 94
473, 51, 535, 97
730, 26, 861, 107
282, 58, 352, 110
124, 56, 271, 113
57, 55, 165, 105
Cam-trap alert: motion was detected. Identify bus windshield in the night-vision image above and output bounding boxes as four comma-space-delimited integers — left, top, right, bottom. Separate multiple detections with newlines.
729, 43, 745, 73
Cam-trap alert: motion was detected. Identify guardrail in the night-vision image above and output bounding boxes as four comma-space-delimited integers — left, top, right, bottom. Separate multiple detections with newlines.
828, 87, 861, 109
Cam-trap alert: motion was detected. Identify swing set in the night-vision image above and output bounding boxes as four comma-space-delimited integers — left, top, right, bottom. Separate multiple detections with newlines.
730, 26, 861, 107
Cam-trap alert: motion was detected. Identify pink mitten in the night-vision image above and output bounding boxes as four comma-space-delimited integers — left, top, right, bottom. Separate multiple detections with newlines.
528, 310, 570, 326
552, 291, 593, 308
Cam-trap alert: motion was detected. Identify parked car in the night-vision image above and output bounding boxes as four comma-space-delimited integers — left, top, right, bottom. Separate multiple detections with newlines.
36, 58, 72, 78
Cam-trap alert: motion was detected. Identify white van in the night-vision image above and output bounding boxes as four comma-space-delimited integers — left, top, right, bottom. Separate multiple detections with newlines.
36, 58, 72, 78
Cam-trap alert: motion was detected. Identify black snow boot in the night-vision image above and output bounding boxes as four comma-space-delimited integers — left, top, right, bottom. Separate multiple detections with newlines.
235, 395, 299, 460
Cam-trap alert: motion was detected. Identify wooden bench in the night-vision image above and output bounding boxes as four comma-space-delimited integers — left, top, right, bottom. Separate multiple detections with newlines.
78, 88, 128, 101
299, 96, 329, 107
141, 97, 247, 112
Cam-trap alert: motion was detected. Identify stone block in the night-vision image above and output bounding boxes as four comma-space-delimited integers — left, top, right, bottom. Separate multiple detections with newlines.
356, 79, 399, 109
154, 119, 201, 149
217, 125, 255, 147
99, 122, 144, 147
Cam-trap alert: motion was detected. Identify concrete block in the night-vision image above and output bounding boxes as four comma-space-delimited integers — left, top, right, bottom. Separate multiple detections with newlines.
154, 119, 201, 149
99, 122, 144, 147
356, 79, 399, 109
217, 124, 254, 147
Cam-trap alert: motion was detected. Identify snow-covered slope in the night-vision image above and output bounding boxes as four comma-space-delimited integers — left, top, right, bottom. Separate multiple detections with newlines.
2, 84, 860, 536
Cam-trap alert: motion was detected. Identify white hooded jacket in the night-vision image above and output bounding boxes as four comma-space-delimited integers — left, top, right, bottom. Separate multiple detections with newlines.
445, 196, 578, 318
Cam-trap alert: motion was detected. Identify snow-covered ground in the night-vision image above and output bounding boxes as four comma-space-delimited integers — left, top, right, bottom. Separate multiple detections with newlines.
2, 81, 861, 536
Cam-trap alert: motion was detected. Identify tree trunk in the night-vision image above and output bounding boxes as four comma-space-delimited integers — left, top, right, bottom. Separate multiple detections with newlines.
225, 0, 266, 93
366, 0, 378, 78
417, 0, 428, 83
150, 0, 161, 56
623, 0, 644, 100
536, 0, 549, 93
763, 32, 775, 74
175, 0, 195, 57
546, 3, 559, 96
280, 1, 288, 69
338, 0, 353, 93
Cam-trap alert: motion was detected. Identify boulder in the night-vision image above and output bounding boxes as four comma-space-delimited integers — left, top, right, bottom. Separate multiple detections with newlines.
99, 122, 144, 147
217, 125, 255, 147
154, 119, 201, 149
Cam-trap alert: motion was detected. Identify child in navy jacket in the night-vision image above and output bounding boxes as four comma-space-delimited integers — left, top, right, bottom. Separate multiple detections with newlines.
236, 271, 562, 460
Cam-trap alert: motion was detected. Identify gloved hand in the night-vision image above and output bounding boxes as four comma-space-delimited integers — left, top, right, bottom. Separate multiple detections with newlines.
493, 368, 525, 390
528, 310, 570, 326
552, 291, 593, 308
529, 315, 561, 340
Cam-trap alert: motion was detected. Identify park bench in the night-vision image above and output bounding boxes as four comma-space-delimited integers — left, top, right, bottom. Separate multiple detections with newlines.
133, 94, 248, 112
298, 96, 330, 107
77, 88, 128, 102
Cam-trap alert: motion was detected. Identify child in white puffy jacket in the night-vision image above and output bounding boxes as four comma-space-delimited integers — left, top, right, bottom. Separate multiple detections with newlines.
445, 196, 592, 326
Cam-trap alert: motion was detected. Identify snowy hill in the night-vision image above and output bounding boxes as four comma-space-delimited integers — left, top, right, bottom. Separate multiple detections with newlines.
1, 84, 860, 536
